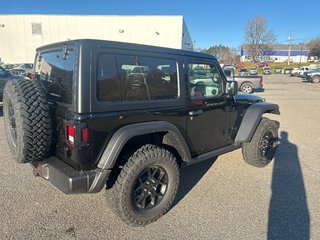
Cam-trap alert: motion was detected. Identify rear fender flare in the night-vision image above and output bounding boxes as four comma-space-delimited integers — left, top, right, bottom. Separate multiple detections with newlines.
97, 121, 191, 170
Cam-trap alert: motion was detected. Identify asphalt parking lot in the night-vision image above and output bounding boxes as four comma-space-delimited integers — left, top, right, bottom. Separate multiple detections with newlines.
0, 74, 319, 240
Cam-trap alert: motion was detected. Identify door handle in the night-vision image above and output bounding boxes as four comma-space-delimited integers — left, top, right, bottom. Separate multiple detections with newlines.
189, 110, 204, 116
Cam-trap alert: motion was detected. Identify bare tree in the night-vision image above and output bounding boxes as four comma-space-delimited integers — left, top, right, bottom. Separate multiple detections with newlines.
244, 15, 276, 61
306, 37, 320, 57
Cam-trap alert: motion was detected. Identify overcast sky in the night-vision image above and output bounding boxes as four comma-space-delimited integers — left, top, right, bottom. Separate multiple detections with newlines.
1, 0, 319, 49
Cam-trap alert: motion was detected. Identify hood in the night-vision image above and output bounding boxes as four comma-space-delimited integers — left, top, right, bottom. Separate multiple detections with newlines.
233, 93, 263, 104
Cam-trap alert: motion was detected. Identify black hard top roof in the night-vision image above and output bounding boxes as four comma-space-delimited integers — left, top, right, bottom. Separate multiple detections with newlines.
36, 39, 217, 60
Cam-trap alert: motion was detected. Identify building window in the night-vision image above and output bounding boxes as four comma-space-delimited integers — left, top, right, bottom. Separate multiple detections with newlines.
32, 23, 42, 35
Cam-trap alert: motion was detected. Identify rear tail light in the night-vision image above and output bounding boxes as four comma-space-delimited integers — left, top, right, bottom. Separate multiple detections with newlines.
66, 124, 75, 147
65, 122, 88, 148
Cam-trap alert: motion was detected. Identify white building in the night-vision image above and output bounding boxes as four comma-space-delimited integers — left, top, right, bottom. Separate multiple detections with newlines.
0, 15, 193, 64
240, 44, 309, 63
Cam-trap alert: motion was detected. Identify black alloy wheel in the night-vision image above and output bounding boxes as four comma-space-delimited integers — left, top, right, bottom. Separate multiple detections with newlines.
133, 165, 168, 211
259, 131, 277, 160
108, 144, 179, 226
242, 117, 279, 168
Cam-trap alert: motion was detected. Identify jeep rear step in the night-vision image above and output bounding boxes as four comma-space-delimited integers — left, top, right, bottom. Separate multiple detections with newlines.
31, 157, 111, 194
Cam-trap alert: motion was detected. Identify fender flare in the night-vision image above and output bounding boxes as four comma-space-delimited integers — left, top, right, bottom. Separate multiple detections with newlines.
97, 121, 191, 170
234, 102, 280, 143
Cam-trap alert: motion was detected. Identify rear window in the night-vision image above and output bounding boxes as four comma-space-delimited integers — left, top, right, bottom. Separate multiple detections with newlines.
35, 49, 75, 105
223, 69, 232, 77
97, 54, 178, 102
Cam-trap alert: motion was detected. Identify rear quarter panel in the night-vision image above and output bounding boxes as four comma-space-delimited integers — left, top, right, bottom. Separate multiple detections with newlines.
234, 76, 262, 89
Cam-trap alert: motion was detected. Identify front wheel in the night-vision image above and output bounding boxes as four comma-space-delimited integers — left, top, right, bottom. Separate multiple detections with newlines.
242, 118, 279, 167
108, 144, 179, 226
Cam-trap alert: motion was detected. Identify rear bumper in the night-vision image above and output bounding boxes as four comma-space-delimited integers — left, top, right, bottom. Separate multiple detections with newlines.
31, 157, 111, 194
252, 82, 263, 90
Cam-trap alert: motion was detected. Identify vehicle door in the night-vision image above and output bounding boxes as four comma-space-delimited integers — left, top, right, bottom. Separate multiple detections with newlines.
185, 60, 233, 156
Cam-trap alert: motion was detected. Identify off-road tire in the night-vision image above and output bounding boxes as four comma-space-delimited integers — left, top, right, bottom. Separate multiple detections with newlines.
240, 83, 253, 94
312, 76, 320, 83
242, 118, 279, 168
3, 79, 51, 163
108, 144, 179, 226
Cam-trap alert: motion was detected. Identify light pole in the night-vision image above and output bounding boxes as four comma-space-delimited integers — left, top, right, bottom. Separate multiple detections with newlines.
299, 43, 304, 69
288, 34, 292, 66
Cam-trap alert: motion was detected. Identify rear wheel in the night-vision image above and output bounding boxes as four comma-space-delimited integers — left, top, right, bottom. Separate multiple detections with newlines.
312, 76, 320, 83
3, 79, 51, 163
108, 144, 179, 226
241, 83, 253, 94
242, 118, 279, 167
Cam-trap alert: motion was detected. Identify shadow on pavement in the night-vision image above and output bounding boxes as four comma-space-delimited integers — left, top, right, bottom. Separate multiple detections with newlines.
268, 131, 310, 239
0, 106, 3, 117
172, 158, 216, 207
254, 88, 265, 93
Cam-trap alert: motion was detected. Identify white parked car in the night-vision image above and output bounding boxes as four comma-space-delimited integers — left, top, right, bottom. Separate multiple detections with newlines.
290, 67, 310, 77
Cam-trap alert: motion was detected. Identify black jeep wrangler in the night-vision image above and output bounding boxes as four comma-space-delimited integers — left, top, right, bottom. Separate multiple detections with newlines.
3, 39, 280, 226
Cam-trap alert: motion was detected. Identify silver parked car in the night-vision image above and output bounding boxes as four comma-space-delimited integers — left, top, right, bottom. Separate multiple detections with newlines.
10, 63, 34, 76
249, 67, 258, 75
262, 67, 271, 75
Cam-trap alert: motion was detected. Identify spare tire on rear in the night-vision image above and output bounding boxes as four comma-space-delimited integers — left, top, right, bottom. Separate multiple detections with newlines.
3, 79, 52, 163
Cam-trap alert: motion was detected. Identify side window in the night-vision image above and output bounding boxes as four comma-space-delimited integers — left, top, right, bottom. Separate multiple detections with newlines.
188, 63, 223, 98
115, 55, 149, 101
97, 54, 122, 102
96, 53, 178, 102
137, 56, 178, 101
116, 55, 178, 101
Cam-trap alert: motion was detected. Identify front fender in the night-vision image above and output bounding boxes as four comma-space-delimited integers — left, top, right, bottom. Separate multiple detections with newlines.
235, 102, 280, 143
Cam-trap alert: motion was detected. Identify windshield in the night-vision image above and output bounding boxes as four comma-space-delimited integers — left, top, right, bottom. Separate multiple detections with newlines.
35, 49, 75, 105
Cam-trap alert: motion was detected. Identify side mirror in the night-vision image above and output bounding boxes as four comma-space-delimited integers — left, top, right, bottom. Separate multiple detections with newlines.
226, 81, 238, 95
